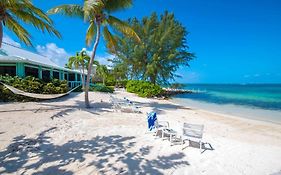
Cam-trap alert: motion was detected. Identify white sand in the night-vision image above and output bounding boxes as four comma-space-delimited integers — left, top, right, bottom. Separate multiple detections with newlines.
0, 90, 281, 175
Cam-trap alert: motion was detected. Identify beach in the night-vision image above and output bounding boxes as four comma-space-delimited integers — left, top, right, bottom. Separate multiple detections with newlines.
0, 91, 281, 175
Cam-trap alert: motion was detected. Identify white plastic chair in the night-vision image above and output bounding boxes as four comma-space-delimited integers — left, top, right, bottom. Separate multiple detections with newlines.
181, 123, 204, 152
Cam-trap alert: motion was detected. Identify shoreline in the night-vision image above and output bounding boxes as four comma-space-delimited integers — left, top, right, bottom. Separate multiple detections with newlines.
170, 97, 281, 125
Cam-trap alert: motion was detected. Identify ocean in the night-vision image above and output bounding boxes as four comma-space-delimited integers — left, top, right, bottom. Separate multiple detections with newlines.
171, 84, 281, 124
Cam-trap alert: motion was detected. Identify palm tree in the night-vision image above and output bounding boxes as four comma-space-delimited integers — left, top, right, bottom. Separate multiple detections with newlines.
96, 64, 109, 85
48, 0, 140, 108
68, 50, 90, 89
0, 0, 61, 47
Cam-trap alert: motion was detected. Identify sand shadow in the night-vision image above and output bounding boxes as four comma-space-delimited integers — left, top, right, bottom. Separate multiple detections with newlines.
181, 140, 214, 154
0, 127, 190, 174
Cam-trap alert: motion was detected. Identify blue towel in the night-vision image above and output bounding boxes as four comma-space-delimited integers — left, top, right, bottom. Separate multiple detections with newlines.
147, 112, 157, 131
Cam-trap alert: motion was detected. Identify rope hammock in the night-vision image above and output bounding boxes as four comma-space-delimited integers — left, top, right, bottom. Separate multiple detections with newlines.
0, 82, 80, 100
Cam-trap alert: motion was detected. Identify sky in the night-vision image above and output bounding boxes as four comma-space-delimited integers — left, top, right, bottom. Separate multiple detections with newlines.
3, 0, 281, 84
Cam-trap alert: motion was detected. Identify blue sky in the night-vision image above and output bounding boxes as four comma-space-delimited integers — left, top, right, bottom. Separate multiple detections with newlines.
3, 0, 281, 83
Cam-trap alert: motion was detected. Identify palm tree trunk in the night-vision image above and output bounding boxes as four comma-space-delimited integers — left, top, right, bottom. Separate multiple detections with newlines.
81, 69, 85, 90
81, 63, 85, 90
0, 22, 3, 48
85, 22, 101, 108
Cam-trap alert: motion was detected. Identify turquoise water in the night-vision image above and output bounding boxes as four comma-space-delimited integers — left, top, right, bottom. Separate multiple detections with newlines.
174, 84, 281, 111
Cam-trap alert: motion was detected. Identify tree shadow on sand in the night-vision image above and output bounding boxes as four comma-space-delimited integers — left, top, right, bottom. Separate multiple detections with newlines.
0, 128, 189, 174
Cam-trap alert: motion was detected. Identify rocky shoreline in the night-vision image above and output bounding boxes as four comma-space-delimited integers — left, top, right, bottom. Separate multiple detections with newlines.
158, 88, 193, 99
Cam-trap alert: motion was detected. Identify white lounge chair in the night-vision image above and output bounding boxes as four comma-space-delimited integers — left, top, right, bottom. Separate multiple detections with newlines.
181, 123, 204, 152
110, 96, 141, 113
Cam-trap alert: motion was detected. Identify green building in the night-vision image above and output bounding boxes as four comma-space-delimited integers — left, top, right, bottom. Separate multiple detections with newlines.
0, 42, 95, 88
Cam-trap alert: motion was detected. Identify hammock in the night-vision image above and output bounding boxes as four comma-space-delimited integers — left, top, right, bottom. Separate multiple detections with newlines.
0, 82, 80, 100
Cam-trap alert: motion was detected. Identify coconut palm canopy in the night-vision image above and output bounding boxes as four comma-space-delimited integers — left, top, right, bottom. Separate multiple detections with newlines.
48, 0, 140, 51
48, 0, 140, 107
0, 0, 61, 47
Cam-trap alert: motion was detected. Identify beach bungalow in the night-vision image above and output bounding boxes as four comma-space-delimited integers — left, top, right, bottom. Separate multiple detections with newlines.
0, 42, 96, 88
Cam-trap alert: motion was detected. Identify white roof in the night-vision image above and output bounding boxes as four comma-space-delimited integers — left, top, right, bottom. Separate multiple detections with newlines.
0, 42, 59, 68
0, 42, 95, 75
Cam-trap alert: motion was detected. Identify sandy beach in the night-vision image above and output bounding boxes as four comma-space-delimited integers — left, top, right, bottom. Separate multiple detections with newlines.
0, 90, 281, 175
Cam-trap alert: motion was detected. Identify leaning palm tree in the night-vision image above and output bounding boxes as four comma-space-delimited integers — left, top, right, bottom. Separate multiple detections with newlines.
0, 0, 61, 47
68, 50, 90, 89
48, 0, 140, 108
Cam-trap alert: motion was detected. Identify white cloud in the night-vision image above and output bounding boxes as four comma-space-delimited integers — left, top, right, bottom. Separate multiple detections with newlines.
86, 50, 115, 66
3, 34, 21, 47
95, 54, 115, 66
36, 43, 70, 67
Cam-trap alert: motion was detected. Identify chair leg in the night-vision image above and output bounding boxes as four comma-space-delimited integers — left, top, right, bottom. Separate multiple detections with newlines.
199, 141, 202, 152
170, 134, 172, 146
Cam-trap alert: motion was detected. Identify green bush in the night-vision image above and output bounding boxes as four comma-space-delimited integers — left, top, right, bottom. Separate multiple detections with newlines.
115, 80, 128, 88
0, 75, 68, 102
90, 83, 114, 93
126, 80, 163, 97
104, 74, 116, 86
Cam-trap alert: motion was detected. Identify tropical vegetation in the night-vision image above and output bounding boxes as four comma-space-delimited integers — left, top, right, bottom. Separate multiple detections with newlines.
73, 83, 114, 93
0, 75, 68, 102
95, 62, 109, 85
126, 80, 163, 97
90, 83, 114, 93
48, 0, 140, 108
68, 50, 90, 89
111, 11, 195, 85
0, 0, 61, 47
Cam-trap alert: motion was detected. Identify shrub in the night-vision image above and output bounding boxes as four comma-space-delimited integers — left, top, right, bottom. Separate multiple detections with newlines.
126, 80, 163, 97
0, 75, 68, 102
115, 80, 128, 88
90, 83, 114, 93
72, 84, 114, 93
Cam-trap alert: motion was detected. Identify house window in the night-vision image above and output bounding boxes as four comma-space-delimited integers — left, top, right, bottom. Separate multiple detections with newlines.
68, 73, 75, 81
53, 71, 60, 79
77, 74, 81, 81
0, 66, 16, 76
25, 66, 38, 78
42, 70, 50, 81
64, 73, 68, 80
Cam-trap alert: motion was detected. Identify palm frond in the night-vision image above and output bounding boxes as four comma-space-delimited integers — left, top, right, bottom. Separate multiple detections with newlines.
0, 0, 20, 8
23, 0, 53, 24
83, 0, 104, 21
9, 10, 61, 38
107, 15, 140, 43
103, 26, 117, 53
5, 0, 53, 24
47, 4, 84, 19
5, 14, 32, 46
68, 56, 76, 69
103, 0, 132, 12
85, 21, 96, 46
